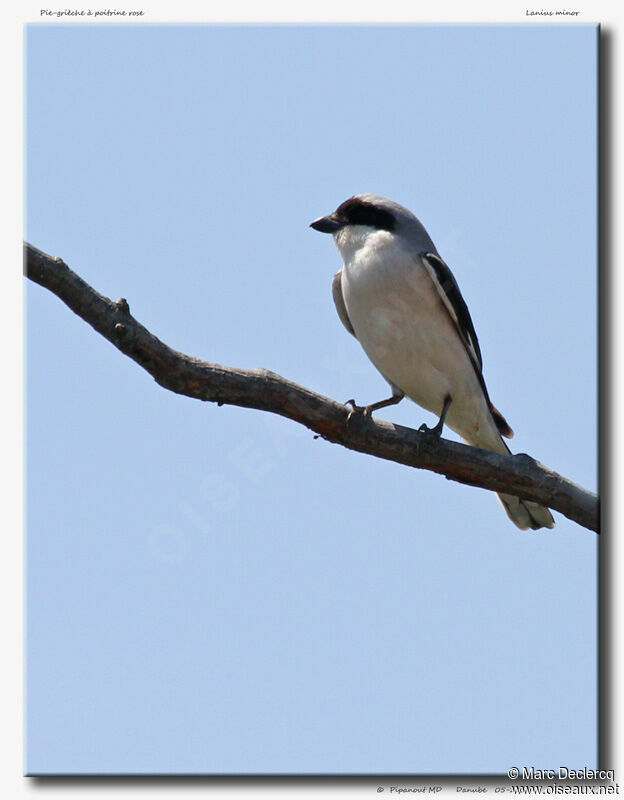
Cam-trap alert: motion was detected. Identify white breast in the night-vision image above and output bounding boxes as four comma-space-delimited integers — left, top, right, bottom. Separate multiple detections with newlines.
335, 227, 493, 444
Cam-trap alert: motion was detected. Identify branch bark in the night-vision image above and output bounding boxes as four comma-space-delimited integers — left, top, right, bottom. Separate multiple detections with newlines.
24, 242, 599, 533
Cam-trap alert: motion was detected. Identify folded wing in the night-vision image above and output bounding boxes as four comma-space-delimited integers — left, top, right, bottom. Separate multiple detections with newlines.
421, 252, 513, 439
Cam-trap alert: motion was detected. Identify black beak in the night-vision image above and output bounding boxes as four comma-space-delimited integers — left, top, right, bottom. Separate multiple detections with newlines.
310, 214, 344, 234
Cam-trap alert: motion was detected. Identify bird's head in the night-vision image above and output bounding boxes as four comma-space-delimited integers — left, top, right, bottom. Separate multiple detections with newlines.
310, 194, 433, 259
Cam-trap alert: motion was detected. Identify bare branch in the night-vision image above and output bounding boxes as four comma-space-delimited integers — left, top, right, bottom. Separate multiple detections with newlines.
24, 242, 598, 532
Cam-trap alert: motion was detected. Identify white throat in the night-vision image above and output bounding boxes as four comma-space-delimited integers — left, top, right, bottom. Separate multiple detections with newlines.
333, 225, 394, 266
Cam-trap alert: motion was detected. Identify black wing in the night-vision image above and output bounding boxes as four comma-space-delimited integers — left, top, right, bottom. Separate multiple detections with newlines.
421, 252, 513, 438
421, 252, 483, 373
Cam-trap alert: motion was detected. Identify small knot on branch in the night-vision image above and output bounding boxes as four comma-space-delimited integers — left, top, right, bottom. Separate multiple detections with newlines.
115, 298, 130, 314
114, 322, 128, 340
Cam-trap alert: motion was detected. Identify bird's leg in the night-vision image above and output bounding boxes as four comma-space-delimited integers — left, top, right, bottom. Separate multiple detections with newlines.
419, 394, 452, 437
345, 392, 405, 421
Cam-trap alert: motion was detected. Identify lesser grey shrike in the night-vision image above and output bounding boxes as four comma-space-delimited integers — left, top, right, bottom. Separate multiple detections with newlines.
311, 193, 554, 531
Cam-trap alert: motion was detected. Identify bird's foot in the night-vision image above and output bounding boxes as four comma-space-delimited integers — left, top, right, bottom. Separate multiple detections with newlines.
418, 420, 444, 438
418, 394, 452, 439
344, 398, 372, 422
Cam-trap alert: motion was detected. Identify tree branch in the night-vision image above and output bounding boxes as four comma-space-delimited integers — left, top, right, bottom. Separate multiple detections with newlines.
24, 242, 598, 533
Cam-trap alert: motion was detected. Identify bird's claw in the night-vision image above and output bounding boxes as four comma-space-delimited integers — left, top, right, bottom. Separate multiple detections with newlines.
418, 422, 443, 438
345, 399, 371, 422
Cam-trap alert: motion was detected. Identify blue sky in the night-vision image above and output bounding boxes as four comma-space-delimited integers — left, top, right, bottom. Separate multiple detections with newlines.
25, 24, 597, 774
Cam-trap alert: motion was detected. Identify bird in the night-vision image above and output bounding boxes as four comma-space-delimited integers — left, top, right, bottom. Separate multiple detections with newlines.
310, 193, 554, 531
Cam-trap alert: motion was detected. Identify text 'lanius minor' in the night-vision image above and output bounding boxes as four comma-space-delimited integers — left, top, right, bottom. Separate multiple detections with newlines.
311, 194, 554, 531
